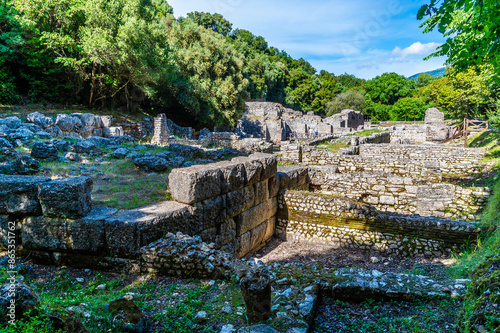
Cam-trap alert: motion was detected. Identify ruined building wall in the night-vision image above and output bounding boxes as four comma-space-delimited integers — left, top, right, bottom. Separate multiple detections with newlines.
276, 190, 480, 257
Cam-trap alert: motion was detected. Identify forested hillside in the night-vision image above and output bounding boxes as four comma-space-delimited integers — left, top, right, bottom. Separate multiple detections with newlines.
0, 0, 498, 128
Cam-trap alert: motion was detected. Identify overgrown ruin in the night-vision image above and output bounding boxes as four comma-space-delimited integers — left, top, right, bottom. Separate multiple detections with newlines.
0, 105, 496, 332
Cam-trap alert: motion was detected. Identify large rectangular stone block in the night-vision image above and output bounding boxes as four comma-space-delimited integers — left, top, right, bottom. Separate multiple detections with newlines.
21, 207, 116, 253
226, 186, 255, 218
215, 218, 236, 248
234, 217, 275, 258
235, 197, 278, 236
38, 176, 92, 219
168, 164, 222, 204
231, 156, 263, 186
249, 153, 278, 180
193, 195, 227, 229
0, 175, 51, 215
254, 180, 270, 205
105, 201, 192, 257
218, 161, 246, 193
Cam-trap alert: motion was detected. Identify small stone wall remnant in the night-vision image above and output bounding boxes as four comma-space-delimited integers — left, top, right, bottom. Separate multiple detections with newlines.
425, 108, 445, 125
151, 113, 169, 146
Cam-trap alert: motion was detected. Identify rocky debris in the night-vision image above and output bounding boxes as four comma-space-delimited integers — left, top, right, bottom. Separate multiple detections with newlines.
240, 266, 272, 324
26, 112, 54, 129
14, 156, 41, 175
64, 152, 81, 162
0, 116, 22, 129
8, 128, 34, 142
104, 298, 148, 332
194, 311, 208, 324
38, 176, 93, 218
169, 156, 185, 168
0, 138, 13, 149
169, 143, 203, 159
85, 136, 111, 148
113, 148, 130, 159
141, 232, 236, 279
73, 140, 95, 154
133, 155, 170, 172
0, 284, 39, 323
31, 142, 58, 160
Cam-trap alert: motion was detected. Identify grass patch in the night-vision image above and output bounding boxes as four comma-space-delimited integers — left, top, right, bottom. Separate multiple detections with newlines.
350, 128, 386, 137
41, 158, 171, 211
319, 140, 350, 153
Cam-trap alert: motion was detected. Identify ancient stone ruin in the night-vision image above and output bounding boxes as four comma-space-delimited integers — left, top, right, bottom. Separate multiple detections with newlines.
0, 107, 495, 332
237, 102, 365, 141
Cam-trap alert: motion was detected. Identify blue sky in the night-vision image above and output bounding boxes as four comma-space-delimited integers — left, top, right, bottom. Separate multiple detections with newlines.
167, 0, 447, 80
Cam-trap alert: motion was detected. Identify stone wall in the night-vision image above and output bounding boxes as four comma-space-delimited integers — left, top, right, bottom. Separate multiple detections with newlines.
281, 143, 488, 177
276, 190, 480, 257
1, 154, 306, 261
309, 171, 489, 220
389, 124, 452, 143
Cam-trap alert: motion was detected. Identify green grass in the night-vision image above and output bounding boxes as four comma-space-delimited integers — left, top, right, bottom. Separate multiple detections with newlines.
350, 128, 386, 137
320, 140, 350, 153
41, 157, 172, 211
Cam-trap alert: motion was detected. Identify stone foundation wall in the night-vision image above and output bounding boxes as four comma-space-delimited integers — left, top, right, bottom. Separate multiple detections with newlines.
309, 171, 489, 220
359, 144, 487, 161
2, 154, 311, 261
276, 191, 480, 256
281, 144, 488, 176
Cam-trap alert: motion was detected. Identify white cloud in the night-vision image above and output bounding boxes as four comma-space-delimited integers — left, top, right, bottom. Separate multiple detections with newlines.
392, 42, 441, 58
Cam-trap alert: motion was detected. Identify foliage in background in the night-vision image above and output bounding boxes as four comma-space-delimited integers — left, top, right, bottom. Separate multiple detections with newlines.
325, 90, 365, 117
419, 0, 500, 82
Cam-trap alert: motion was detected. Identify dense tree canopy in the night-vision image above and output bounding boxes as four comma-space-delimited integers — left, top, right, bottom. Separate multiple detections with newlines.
419, 0, 500, 80
0, 0, 497, 128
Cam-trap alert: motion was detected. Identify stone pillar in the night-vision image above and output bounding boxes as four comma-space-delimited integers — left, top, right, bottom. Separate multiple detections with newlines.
240, 267, 271, 324
151, 114, 170, 146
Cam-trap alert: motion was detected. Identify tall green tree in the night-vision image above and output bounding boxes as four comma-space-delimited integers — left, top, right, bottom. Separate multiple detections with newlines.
325, 90, 365, 117
186, 11, 232, 37
365, 72, 417, 106
167, 20, 249, 128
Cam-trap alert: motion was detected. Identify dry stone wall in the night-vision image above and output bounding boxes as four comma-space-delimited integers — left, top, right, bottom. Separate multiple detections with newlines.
1, 154, 303, 262
276, 191, 480, 257
309, 171, 489, 220
281, 142, 488, 177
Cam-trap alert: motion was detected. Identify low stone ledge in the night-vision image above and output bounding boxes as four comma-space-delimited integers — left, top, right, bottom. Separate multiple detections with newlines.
104, 201, 192, 258
22, 207, 116, 253
38, 176, 93, 219
275, 166, 310, 190
0, 175, 51, 215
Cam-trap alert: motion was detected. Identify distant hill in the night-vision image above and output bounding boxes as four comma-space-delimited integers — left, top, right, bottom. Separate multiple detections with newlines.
408, 67, 446, 80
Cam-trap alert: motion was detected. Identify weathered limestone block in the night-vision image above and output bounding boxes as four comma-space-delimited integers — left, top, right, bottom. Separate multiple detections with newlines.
0, 175, 51, 215
169, 164, 223, 204
104, 201, 192, 257
249, 153, 277, 180
215, 218, 236, 248
21, 207, 116, 252
231, 156, 263, 186
254, 180, 270, 205
424, 108, 444, 124
218, 161, 246, 193
38, 176, 93, 219
103, 126, 124, 137
226, 186, 255, 218
275, 166, 310, 190
268, 176, 280, 198
235, 198, 278, 236
193, 195, 227, 228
